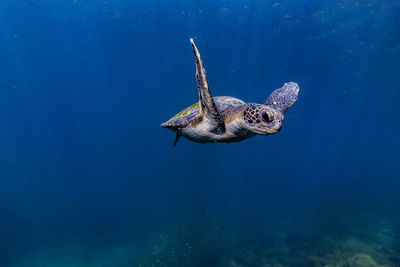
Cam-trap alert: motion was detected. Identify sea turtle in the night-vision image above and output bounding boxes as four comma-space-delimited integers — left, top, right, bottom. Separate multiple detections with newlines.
161, 38, 299, 146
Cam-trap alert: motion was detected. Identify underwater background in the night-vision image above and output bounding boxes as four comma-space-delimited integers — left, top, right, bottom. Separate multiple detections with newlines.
0, 0, 399, 266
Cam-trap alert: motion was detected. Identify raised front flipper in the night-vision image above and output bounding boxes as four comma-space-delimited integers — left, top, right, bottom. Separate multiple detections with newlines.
264, 82, 300, 114
190, 38, 225, 133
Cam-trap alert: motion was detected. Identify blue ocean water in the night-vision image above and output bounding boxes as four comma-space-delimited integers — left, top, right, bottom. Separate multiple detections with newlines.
0, 0, 399, 266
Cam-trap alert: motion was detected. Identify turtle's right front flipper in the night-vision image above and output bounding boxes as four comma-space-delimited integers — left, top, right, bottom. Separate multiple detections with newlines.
190, 38, 225, 133
264, 82, 299, 114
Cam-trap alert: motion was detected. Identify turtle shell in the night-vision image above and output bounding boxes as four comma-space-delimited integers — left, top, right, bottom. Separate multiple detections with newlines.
161, 96, 245, 129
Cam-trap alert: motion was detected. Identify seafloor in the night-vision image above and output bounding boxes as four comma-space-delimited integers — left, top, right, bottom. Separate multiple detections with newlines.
14, 210, 400, 267
135, 212, 399, 267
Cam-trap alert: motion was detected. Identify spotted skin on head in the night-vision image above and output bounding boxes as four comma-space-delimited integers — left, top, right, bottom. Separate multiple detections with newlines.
243, 104, 259, 125
243, 104, 274, 126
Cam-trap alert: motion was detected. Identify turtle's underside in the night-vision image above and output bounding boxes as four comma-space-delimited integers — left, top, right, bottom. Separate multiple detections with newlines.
161, 38, 299, 147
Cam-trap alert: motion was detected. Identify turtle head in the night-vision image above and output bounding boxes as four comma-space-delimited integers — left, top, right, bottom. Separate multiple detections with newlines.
242, 104, 284, 135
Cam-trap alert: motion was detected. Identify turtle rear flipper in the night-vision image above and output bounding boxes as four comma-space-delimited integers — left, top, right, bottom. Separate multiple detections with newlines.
190, 38, 225, 133
264, 82, 299, 114
173, 134, 181, 147
160, 119, 189, 129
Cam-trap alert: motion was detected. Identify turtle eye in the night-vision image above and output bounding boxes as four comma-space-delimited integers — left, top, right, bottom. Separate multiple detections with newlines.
262, 111, 273, 123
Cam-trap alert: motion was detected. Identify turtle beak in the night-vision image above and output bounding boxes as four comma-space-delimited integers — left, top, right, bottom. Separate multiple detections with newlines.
252, 118, 283, 135
268, 124, 282, 134
251, 125, 279, 135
